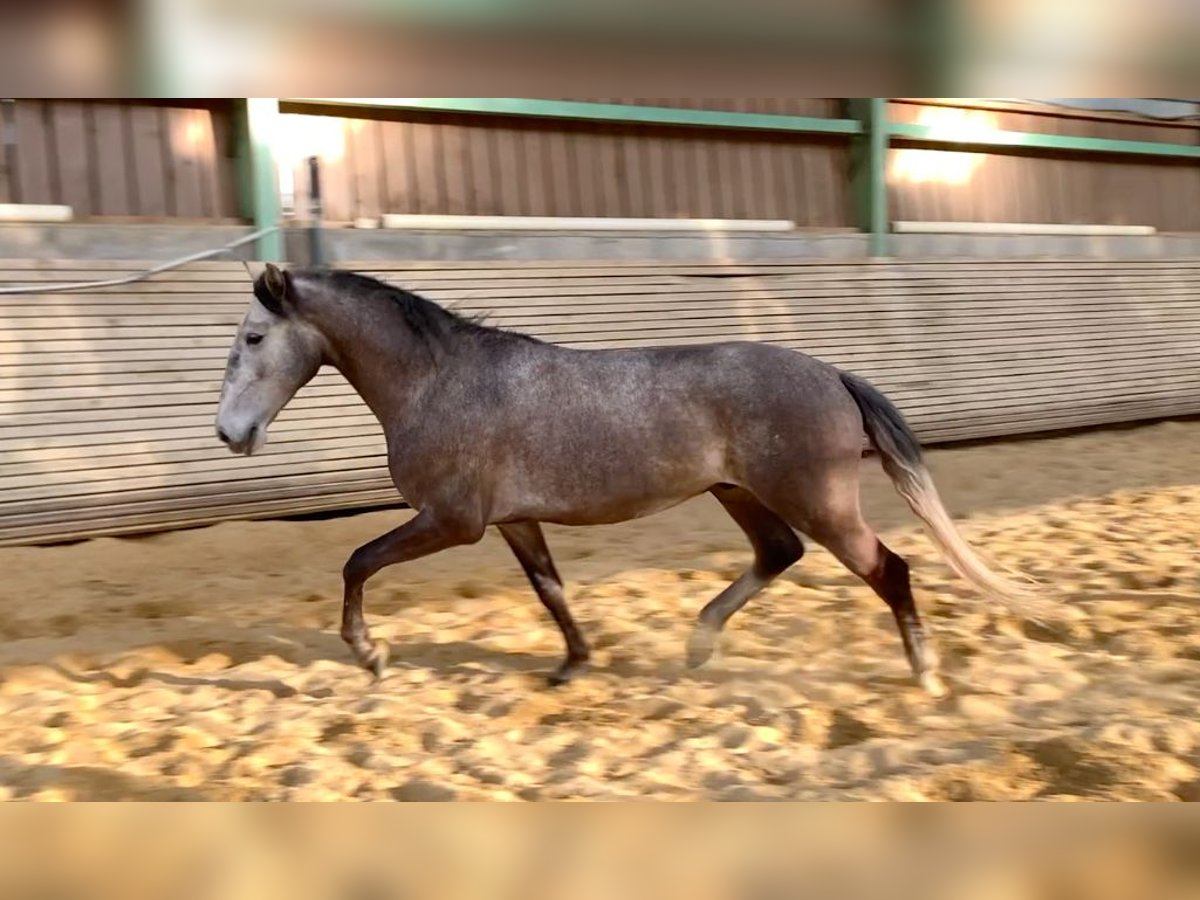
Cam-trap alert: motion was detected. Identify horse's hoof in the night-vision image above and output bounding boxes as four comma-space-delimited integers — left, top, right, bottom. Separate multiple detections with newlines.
685, 626, 718, 669
365, 639, 390, 681
919, 672, 948, 698
547, 659, 588, 687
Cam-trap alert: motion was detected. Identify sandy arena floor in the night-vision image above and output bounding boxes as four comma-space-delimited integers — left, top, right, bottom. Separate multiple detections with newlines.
0, 421, 1198, 801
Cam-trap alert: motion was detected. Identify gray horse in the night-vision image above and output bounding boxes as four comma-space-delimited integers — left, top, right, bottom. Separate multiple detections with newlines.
216, 264, 1037, 697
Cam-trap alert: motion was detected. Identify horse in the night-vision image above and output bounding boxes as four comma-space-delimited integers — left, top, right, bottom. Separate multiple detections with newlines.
215, 264, 1039, 697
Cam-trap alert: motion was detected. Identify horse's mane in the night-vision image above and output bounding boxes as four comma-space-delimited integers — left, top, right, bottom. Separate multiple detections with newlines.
307, 269, 535, 350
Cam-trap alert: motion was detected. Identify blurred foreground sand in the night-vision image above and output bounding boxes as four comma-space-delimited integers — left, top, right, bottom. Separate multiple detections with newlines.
0, 421, 1197, 800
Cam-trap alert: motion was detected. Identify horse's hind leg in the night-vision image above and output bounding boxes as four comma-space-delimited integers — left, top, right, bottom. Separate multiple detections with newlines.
686, 485, 804, 668
497, 521, 590, 686
807, 512, 945, 697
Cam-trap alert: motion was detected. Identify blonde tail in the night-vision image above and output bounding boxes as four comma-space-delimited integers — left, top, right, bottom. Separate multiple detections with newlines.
838, 372, 1048, 621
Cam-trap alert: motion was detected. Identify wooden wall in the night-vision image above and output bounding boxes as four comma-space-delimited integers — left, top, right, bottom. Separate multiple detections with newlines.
2, 256, 1198, 546
280, 98, 1200, 234
0, 100, 240, 220
888, 99, 1200, 232
2, 98, 1196, 234
279, 99, 853, 228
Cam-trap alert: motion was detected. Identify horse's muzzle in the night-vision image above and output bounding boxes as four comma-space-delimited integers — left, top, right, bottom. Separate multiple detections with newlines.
217, 424, 260, 456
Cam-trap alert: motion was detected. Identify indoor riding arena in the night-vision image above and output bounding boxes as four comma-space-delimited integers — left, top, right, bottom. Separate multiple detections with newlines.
1, 98, 1198, 801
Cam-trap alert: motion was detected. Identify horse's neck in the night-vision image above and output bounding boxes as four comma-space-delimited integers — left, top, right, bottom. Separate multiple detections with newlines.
321, 316, 435, 427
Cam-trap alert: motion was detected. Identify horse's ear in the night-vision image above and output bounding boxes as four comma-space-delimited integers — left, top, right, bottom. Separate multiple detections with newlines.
254, 263, 290, 316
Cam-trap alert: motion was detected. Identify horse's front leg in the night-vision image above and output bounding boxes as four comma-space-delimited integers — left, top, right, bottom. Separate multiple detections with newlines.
341, 507, 484, 678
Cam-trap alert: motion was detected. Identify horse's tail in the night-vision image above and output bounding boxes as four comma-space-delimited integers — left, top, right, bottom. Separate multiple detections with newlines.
838, 371, 1046, 620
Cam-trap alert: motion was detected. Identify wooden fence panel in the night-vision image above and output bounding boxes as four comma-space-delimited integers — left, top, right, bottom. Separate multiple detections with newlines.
888, 99, 1200, 231
2, 101, 239, 220
277, 104, 856, 227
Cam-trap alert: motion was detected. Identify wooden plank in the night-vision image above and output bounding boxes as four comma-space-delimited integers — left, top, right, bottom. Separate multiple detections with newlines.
208, 103, 240, 219
378, 119, 413, 216
9, 257, 1200, 275
0, 101, 11, 203
557, 326, 1198, 353
597, 124, 623, 217
191, 107, 222, 219
0, 434, 385, 476
439, 116, 475, 217
0, 485, 401, 545
492, 123, 529, 216
12, 101, 55, 204
542, 127, 573, 217
410, 118, 441, 216
8, 271, 1200, 301
0, 454, 389, 505
349, 117, 384, 220
0, 496, 394, 546
0, 409, 379, 442
570, 127, 604, 218
127, 105, 169, 216
0, 393, 366, 432
7, 255, 1200, 272
669, 128, 697, 218
321, 118, 354, 223
3, 298, 1197, 332
15, 258, 1200, 282
0, 447, 385, 495
4, 281, 1196, 307
640, 130, 668, 219
0, 421, 379, 454
465, 120, 501, 216
91, 102, 133, 216
51, 101, 93, 216
733, 132, 758, 219
0, 384, 355, 416
7, 299, 1199, 342
0, 474, 396, 525
0, 489, 402, 546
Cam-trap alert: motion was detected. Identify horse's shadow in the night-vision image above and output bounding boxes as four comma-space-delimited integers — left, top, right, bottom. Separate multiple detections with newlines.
42, 619, 580, 696
44, 617, 705, 697
0, 755, 210, 800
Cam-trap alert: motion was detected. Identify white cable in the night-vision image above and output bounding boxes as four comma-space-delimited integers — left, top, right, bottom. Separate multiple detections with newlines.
0, 226, 279, 295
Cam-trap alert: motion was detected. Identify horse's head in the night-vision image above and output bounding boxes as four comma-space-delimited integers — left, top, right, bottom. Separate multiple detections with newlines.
215, 264, 325, 456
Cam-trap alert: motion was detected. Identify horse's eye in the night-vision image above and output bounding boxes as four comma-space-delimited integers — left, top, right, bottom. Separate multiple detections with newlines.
246, 333, 264, 346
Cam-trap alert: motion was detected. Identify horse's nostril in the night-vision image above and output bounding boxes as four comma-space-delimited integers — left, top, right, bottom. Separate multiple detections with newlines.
217, 427, 231, 445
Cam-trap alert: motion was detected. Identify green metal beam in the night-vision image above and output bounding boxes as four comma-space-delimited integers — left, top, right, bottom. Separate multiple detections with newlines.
850, 99, 888, 258
889, 122, 1200, 159
285, 98, 863, 137
244, 99, 284, 260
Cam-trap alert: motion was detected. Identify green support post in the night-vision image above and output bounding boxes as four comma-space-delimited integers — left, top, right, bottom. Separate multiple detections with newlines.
850, 98, 888, 258
242, 99, 284, 261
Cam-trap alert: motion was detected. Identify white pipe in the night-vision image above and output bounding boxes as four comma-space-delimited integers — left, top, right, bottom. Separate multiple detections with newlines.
379, 214, 795, 232
894, 221, 1156, 236
0, 204, 74, 223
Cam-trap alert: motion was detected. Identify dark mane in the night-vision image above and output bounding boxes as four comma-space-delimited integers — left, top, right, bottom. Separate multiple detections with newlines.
303, 269, 535, 350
